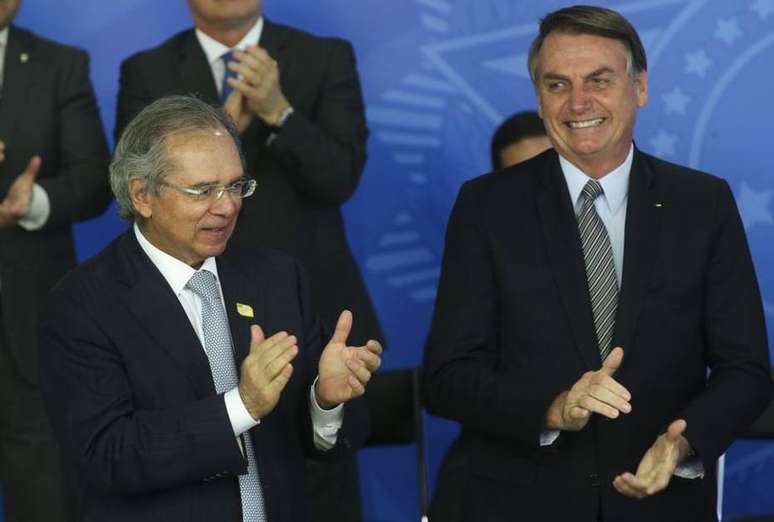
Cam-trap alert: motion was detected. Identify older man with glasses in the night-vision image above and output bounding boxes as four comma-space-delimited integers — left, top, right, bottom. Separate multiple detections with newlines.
38, 95, 381, 522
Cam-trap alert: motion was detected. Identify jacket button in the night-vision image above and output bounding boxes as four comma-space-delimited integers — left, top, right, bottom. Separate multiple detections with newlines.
589, 473, 601, 487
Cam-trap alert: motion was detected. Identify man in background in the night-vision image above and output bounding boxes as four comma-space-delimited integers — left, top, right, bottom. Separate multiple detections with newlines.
0, 1, 111, 520
114, 3, 382, 519
490, 110, 551, 170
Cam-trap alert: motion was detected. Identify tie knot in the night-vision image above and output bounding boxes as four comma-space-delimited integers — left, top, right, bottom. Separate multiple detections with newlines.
186, 270, 220, 303
581, 179, 604, 203
220, 50, 234, 66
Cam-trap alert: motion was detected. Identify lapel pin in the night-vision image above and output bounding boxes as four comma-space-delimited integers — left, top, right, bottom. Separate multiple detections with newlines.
236, 302, 254, 318
20, 53, 28, 63
655, 203, 663, 208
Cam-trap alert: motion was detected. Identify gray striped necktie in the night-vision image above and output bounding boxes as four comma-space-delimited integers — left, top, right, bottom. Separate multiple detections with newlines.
577, 180, 619, 360
186, 270, 267, 522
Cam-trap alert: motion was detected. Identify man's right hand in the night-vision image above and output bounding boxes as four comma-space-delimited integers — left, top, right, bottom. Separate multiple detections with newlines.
238, 325, 298, 420
544, 347, 631, 431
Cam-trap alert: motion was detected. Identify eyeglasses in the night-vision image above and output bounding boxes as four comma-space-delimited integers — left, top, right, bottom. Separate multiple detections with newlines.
159, 176, 257, 201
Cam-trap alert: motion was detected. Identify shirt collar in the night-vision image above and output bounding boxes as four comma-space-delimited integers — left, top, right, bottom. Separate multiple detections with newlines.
195, 16, 264, 66
0, 26, 8, 50
134, 222, 220, 295
559, 144, 633, 215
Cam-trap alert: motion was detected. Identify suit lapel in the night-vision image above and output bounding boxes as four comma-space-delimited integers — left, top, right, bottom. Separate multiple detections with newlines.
217, 254, 265, 368
116, 233, 216, 398
613, 149, 662, 353
177, 31, 219, 104
536, 154, 601, 370
0, 27, 34, 164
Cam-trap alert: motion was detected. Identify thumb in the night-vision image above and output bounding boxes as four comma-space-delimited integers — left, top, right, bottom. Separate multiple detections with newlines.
600, 346, 624, 376
329, 310, 352, 345
22, 156, 42, 181
666, 418, 687, 441
250, 324, 265, 348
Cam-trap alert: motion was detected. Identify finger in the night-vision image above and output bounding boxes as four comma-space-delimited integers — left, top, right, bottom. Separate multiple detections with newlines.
21, 155, 42, 181
250, 324, 266, 347
613, 475, 646, 499
364, 340, 383, 355
239, 45, 275, 67
265, 344, 298, 380
592, 372, 631, 402
587, 382, 631, 413
645, 467, 673, 496
228, 77, 264, 102
578, 394, 627, 419
353, 348, 381, 371
232, 49, 274, 75
228, 61, 270, 86
265, 363, 294, 395
618, 472, 649, 498
347, 374, 366, 396
346, 358, 372, 384
568, 406, 590, 420
666, 418, 687, 441
330, 310, 352, 345
256, 334, 297, 367
599, 346, 624, 376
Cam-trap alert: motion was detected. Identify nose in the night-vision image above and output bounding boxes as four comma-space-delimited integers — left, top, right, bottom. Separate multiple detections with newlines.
209, 190, 241, 217
568, 83, 592, 113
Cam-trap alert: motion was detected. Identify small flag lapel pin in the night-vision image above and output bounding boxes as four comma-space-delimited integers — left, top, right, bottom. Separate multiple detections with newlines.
20, 53, 28, 63
236, 303, 254, 318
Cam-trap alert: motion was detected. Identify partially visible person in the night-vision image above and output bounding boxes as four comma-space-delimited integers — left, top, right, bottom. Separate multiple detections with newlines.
115, 3, 383, 518
490, 110, 552, 169
429, 109, 552, 522
40, 95, 382, 522
0, 1, 111, 520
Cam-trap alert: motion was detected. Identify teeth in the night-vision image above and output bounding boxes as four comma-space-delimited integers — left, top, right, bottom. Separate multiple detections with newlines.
568, 118, 604, 129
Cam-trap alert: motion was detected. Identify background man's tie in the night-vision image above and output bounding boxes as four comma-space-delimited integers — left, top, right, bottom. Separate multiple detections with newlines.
220, 50, 238, 102
187, 270, 267, 522
577, 180, 619, 360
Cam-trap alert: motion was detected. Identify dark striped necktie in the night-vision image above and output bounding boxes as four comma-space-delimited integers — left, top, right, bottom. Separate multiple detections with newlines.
577, 180, 618, 360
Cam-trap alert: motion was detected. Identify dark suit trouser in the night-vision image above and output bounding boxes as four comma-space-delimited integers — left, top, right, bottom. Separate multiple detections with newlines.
0, 302, 73, 522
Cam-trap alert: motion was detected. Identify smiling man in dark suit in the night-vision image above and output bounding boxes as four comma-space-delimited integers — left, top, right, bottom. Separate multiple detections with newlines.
0, 1, 111, 520
40, 95, 381, 522
422, 6, 771, 522
115, 4, 382, 519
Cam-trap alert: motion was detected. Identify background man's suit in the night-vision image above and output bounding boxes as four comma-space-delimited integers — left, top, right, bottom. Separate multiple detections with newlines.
0, 25, 110, 521
114, 20, 382, 521
39, 231, 368, 522
422, 148, 771, 522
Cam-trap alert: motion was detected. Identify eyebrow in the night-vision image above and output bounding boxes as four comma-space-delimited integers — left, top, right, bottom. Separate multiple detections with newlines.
541, 67, 617, 83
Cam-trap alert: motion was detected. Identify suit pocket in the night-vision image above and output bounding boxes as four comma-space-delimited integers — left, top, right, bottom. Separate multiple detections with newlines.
470, 444, 537, 485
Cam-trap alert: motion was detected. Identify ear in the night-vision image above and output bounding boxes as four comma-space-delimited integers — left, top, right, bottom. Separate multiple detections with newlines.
128, 177, 153, 219
635, 70, 648, 107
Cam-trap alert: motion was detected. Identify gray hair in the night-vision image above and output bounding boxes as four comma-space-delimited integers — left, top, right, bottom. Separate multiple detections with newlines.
527, 5, 647, 86
110, 95, 244, 221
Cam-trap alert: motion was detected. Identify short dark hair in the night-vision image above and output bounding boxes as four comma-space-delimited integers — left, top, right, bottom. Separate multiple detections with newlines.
490, 111, 546, 170
527, 5, 647, 85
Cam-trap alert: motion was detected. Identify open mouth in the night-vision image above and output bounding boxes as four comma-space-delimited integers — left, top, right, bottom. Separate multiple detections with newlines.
566, 117, 605, 129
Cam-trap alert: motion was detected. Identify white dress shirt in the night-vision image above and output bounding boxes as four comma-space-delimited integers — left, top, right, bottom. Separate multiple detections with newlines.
195, 17, 264, 97
134, 223, 342, 450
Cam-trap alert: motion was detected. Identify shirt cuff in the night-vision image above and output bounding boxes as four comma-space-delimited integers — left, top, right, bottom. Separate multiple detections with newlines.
310, 377, 343, 450
224, 387, 260, 437
18, 183, 50, 230
540, 430, 560, 446
674, 459, 705, 479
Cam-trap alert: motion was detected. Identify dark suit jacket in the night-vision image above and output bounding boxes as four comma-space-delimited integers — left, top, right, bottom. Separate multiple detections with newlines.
39, 231, 368, 522
422, 148, 772, 522
0, 26, 110, 384
114, 19, 382, 347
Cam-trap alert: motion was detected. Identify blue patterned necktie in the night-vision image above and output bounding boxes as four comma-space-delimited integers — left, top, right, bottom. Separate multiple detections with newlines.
186, 270, 267, 522
220, 50, 238, 102
577, 180, 619, 360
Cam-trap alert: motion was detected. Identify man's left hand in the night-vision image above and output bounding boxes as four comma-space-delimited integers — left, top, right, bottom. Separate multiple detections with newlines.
0, 155, 41, 228
226, 45, 291, 127
316, 310, 382, 409
613, 419, 692, 498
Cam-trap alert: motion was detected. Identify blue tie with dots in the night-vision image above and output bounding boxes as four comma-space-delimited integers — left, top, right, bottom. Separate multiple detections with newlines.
220, 50, 238, 102
186, 270, 267, 522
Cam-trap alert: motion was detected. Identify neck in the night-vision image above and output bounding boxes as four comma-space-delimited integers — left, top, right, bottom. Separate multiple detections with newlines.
195, 15, 259, 48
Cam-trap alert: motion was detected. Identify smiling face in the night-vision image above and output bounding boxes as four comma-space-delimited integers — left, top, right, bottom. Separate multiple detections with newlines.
535, 31, 648, 178
130, 130, 243, 268
186, 0, 261, 35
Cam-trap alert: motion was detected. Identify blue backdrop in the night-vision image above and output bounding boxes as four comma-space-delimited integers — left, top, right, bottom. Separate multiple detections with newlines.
8, 0, 774, 519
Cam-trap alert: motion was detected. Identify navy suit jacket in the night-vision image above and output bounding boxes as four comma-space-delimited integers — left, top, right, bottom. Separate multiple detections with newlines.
0, 25, 110, 384
422, 148, 771, 522
39, 231, 368, 522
